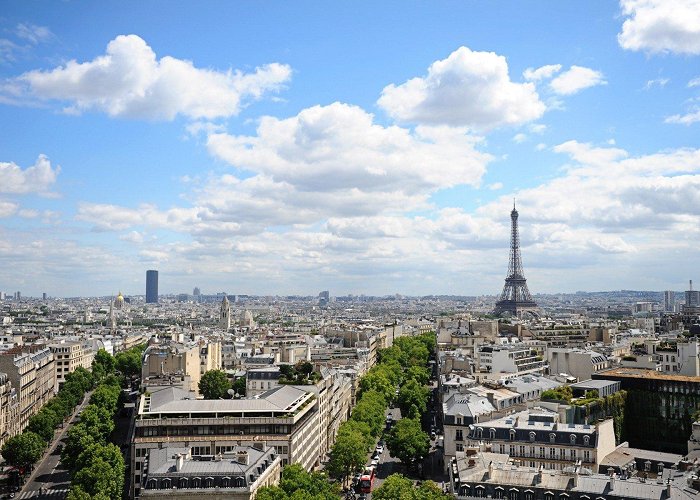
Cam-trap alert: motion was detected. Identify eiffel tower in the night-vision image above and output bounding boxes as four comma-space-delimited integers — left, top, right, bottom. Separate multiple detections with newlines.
494, 203, 538, 317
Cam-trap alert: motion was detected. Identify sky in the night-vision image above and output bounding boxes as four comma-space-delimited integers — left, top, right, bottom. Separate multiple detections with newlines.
1, 1, 700, 298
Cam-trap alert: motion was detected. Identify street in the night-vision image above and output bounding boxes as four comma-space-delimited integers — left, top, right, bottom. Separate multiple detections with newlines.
14, 391, 94, 499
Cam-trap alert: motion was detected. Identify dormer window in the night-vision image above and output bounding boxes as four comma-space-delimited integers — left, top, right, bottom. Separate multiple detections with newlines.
509, 429, 516, 441
529, 431, 536, 442
583, 435, 590, 446
549, 433, 556, 443
570, 434, 576, 444
489, 428, 496, 440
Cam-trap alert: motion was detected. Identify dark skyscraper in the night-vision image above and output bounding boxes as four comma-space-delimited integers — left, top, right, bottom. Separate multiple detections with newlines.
146, 270, 159, 303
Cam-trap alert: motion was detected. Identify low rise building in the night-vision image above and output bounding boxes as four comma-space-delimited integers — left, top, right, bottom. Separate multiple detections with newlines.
140, 445, 281, 499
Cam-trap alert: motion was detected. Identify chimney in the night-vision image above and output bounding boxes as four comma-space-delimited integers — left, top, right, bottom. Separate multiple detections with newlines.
536, 466, 543, 484
666, 479, 672, 496
237, 451, 249, 465
176, 453, 184, 472
487, 461, 493, 480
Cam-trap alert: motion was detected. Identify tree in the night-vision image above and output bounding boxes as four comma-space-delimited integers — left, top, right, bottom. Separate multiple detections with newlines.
351, 390, 386, 437
386, 418, 429, 466
79, 404, 115, 441
1, 432, 45, 469
92, 349, 115, 381
232, 375, 247, 397
358, 370, 394, 402
114, 349, 142, 379
405, 365, 430, 386
255, 486, 289, 500
75, 443, 125, 494
397, 379, 428, 418
199, 369, 231, 399
327, 425, 367, 485
73, 457, 123, 499
27, 407, 59, 442
62, 424, 97, 472
276, 463, 339, 499
371, 473, 414, 500
89, 384, 121, 415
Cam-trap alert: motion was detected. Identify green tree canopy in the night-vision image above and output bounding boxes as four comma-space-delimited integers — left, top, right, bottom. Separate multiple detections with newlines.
351, 390, 387, 437
72, 457, 123, 499
75, 442, 125, 493
386, 418, 429, 466
27, 407, 60, 442
397, 379, 428, 418
358, 370, 394, 402
1, 431, 45, 469
114, 348, 142, 378
255, 463, 339, 500
327, 423, 368, 484
232, 375, 247, 397
62, 423, 97, 472
199, 369, 232, 399
79, 404, 115, 442
405, 365, 430, 386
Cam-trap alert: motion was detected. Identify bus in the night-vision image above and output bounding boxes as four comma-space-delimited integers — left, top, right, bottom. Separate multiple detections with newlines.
358, 466, 375, 493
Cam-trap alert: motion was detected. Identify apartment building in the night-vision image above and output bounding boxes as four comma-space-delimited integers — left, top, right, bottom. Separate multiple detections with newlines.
141, 338, 205, 394
140, 445, 281, 499
47, 339, 93, 385
461, 408, 616, 472
0, 372, 19, 446
0, 346, 55, 433
475, 344, 547, 382
130, 385, 320, 498
547, 348, 609, 381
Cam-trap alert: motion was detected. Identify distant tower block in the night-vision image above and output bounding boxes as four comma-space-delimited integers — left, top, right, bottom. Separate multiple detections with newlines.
494, 203, 539, 318
146, 270, 159, 304
220, 295, 231, 331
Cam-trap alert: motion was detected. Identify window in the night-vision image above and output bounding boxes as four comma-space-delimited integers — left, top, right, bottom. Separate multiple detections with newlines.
569, 449, 576, 460
510, 429, 516, 441
539, 447, 545, 458
569, 434, 576, 444
584, 451, 590, 462
477, 427, 483, 439
559, 449, 566, 460
549, 448, 556, 459
456, 443, 464, 452
161, 478, 171, 489
519, 445, 525, 456
549, 433, 556, 443
509, 490, 519, 500
234, 477, 246, 487
544, 492, 554, 500
490, 428, 496, 440
525, 491, 535, 500
456, 429, 463, 441
510, 445, 516, 456
147, 479, 157, 490
583, 435, 590, 446
529, 431, 536, 442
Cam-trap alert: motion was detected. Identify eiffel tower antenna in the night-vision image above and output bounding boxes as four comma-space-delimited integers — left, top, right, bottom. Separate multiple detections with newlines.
494, 203, 538, 317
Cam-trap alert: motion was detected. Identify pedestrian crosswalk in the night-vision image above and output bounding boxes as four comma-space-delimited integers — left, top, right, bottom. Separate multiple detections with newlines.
14, 488, 68, 499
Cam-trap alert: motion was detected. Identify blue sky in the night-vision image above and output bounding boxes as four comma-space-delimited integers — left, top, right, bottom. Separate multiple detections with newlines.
1, 1, 700, 297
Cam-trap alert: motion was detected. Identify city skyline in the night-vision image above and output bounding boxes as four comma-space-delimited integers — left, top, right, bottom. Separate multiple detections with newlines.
1, 2, 700, 297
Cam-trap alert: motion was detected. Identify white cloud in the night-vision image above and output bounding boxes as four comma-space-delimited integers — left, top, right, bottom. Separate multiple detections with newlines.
14, 34, 291, 120
549, 66, 606, 95
0, 201, 18, 218
618, 0, 700, 54
535, 143, 547, 151
513, 133, 527, 143
529, 124, 547, 134
206, 102, 491, 200
119, 231, 145, 244
377, 46, 545, 129
15, 24, 53, 45
0, 155, 60, 195
644, 77, 669, 89
689, 77, 700, 88
487, 182, 503, 190
665, 109, 700, 125
523, 64, 562, 82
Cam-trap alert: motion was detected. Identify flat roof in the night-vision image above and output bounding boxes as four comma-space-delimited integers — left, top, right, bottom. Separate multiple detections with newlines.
596, 368, 700, 383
